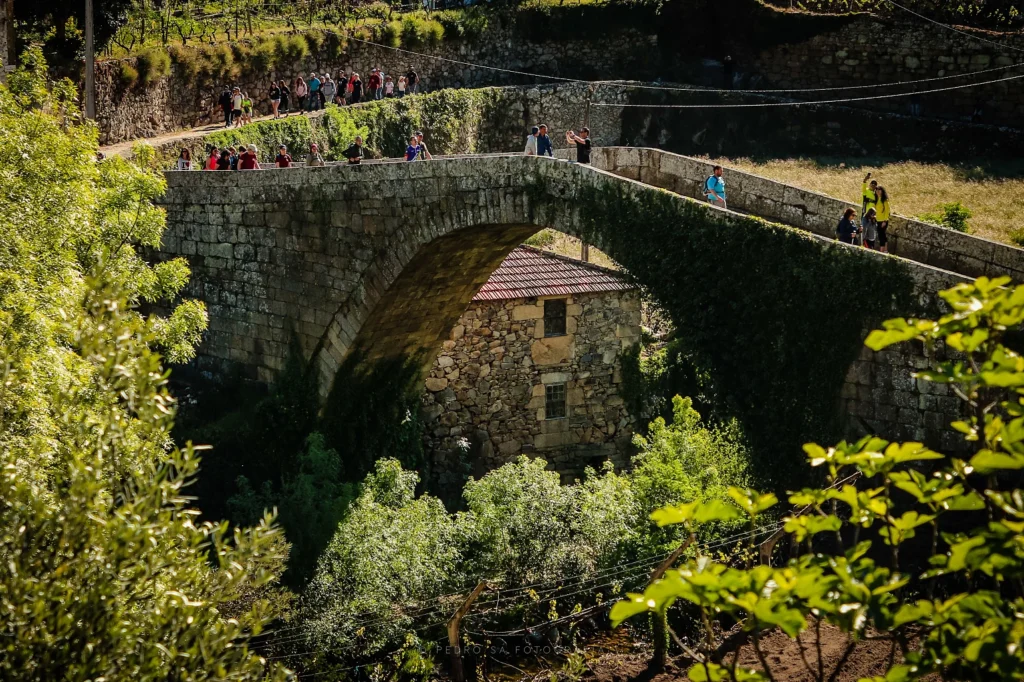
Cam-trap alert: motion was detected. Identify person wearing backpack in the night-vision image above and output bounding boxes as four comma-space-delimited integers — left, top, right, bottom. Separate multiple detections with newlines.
218, 87, 233, 128
703, 165, 726, 208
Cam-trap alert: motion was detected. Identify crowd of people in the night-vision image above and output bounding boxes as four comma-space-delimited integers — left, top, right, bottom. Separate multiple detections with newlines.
216, 67, 420, 127
836, 172, 893, 252
174, 119, 595, 171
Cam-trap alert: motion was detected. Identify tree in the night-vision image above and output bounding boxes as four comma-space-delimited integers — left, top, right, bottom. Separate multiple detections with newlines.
15, 0, 134, 63
0, 47, 206, 487
0, 50, 285, 680
612, 276, 1024, 681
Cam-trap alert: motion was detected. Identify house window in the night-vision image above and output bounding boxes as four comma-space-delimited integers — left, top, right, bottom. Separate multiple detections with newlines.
544, 299, 566, 337
545, 383, 567, 419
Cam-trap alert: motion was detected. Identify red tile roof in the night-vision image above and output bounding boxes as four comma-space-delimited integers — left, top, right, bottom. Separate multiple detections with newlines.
473, 245, 634, 302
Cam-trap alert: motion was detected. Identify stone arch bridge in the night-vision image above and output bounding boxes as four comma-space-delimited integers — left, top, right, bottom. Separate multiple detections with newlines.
159, 148, 1018, 455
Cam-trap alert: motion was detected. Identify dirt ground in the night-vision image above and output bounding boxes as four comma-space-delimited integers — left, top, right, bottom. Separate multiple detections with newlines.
582, 623, 908, 682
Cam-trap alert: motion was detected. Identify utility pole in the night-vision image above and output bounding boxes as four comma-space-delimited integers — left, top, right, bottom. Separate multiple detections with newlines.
85, 0, 96, 119
0, 0, 14, 78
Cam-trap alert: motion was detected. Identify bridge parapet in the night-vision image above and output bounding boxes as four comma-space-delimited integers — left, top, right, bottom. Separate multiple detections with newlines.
578, 147, 1024, 282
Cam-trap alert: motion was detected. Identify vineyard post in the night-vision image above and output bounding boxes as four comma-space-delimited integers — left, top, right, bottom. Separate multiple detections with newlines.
448, 581, 489, 682
648, 534, 695, 670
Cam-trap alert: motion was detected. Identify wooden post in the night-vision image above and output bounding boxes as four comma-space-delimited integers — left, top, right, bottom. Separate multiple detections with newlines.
648, 534, 695, 670
448, 581, 489, 682
581, 242, 589, 262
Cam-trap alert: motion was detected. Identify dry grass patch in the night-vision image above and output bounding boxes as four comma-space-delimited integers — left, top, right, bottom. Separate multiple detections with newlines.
524, 229, 619, 269
712, 156, 1024, 245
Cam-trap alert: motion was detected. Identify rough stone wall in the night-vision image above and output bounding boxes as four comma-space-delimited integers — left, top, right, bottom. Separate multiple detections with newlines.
93, 28, 654, 145
737, 16, 1024, 128
421, 290, 641, 489
580, 146, 1024, 281
157, 155, 970, 463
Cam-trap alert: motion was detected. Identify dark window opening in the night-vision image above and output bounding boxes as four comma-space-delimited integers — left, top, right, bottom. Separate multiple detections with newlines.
544, 299, 567, 337
545, 383, 567, 419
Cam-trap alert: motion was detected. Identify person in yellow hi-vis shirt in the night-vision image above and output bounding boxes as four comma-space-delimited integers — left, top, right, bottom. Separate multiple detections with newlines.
875, 186, 892, 253
862, 172, 878, 221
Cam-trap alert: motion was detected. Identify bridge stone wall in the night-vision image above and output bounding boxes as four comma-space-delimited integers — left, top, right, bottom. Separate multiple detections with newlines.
158, 155, 970, 465
579, 147, 1024, 283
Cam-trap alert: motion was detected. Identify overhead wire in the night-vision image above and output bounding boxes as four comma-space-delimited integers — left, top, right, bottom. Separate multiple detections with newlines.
884, 0, 1024, 54
592, 71, 1024, 108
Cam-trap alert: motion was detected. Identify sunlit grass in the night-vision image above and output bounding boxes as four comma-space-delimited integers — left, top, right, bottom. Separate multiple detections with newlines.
712, 156, 1024, 245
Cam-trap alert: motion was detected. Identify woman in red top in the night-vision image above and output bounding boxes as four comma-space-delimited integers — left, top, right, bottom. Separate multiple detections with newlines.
205, 147, 219, 170
238, 144, 260, 170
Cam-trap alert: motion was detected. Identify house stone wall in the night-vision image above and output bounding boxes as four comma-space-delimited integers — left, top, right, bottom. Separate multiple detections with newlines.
421, 289, 642, 490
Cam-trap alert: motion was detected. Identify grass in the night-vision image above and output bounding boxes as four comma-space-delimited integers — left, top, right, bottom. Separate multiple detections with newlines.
711, 156, 1024, 245
525, 229, 618, 269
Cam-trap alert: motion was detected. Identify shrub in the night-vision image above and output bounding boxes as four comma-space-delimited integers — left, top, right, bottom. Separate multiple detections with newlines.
169, 45, 201, 80
304, 30, 324, 57
920, 200, 973, 233
117, 61, 139, 87
628, 396, 751, 550
204, 43, 237, 81
379, 20, 403, 47
136, 48, 171, 85
614, 275, 1024, 682
1009, 226, 1024, 246
301, 459, 462, 655
399, 15, 443, 48
249, 38, 278, 73
322, 31, 346, 61
277, 34, 309, 65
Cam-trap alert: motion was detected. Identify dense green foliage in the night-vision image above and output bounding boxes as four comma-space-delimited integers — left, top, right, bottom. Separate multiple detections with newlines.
198, 87, 516, 164
0, 51, 287, 680
614, 275, 1024, 681
920, 200, 974, 234
1, 47, 207, 487
176, 351, 423, 584
299, 400, 753, 661
550, 177, 918, 486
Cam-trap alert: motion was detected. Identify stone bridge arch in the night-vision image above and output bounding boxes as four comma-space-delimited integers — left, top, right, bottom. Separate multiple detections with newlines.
159, 154, 966, 479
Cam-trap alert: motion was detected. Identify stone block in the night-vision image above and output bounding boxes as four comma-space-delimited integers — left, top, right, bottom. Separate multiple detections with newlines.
426, 377, 448, 392
532, 335, 573, 366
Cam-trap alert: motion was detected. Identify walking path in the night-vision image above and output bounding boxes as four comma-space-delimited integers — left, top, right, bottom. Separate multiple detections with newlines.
100, 109, 331, 157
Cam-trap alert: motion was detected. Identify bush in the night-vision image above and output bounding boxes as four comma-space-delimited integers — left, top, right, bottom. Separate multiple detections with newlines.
136, 48, 171, 85
249, 38, 278, 73
460, 456, 636, 585
400, 15, 444, 48
117, 61, 139, 87
629, 396, 751, 550
304, 30, 324, 57
920, 200, 973, 233
169, 45, 201, 80
614, 275, 1024, 682
301, 459, 462, 655
277, 34, 309, 65
1010, 226, 1024, 247
379, 20, 403, 47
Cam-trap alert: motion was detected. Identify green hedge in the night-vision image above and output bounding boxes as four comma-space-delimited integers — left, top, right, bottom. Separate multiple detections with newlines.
536, 176, 917, 487
198, 88, 518, 163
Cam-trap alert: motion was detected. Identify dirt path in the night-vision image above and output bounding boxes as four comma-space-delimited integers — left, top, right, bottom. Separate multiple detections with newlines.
99, 110, 329, 157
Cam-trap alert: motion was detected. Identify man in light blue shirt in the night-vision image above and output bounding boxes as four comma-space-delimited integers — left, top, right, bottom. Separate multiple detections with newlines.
307, 73, 321, 111
704, 165, 726, 208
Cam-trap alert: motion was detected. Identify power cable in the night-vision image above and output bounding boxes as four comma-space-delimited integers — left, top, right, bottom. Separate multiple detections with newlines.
884, 0, 1024, 54
592, 71, 1024, 108
341, 32, 1024, 96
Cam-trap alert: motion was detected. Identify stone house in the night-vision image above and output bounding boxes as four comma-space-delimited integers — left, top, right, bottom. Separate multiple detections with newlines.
421, 245, 642, 490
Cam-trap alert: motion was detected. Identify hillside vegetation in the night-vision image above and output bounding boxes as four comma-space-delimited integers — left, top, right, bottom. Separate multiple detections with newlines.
716, 156, 1024, 245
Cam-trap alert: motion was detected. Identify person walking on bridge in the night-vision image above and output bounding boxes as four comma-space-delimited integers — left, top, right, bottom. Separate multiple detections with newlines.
836, 208, 859, 245
536, 124, 553, 157
275, 145, 292, 168
175, 148, 192, 171
306, 143, 325, 167
205, 146, 220, 170
345, 136, 365, 165
704, 165, 726, 208
525, 126, 539, 156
